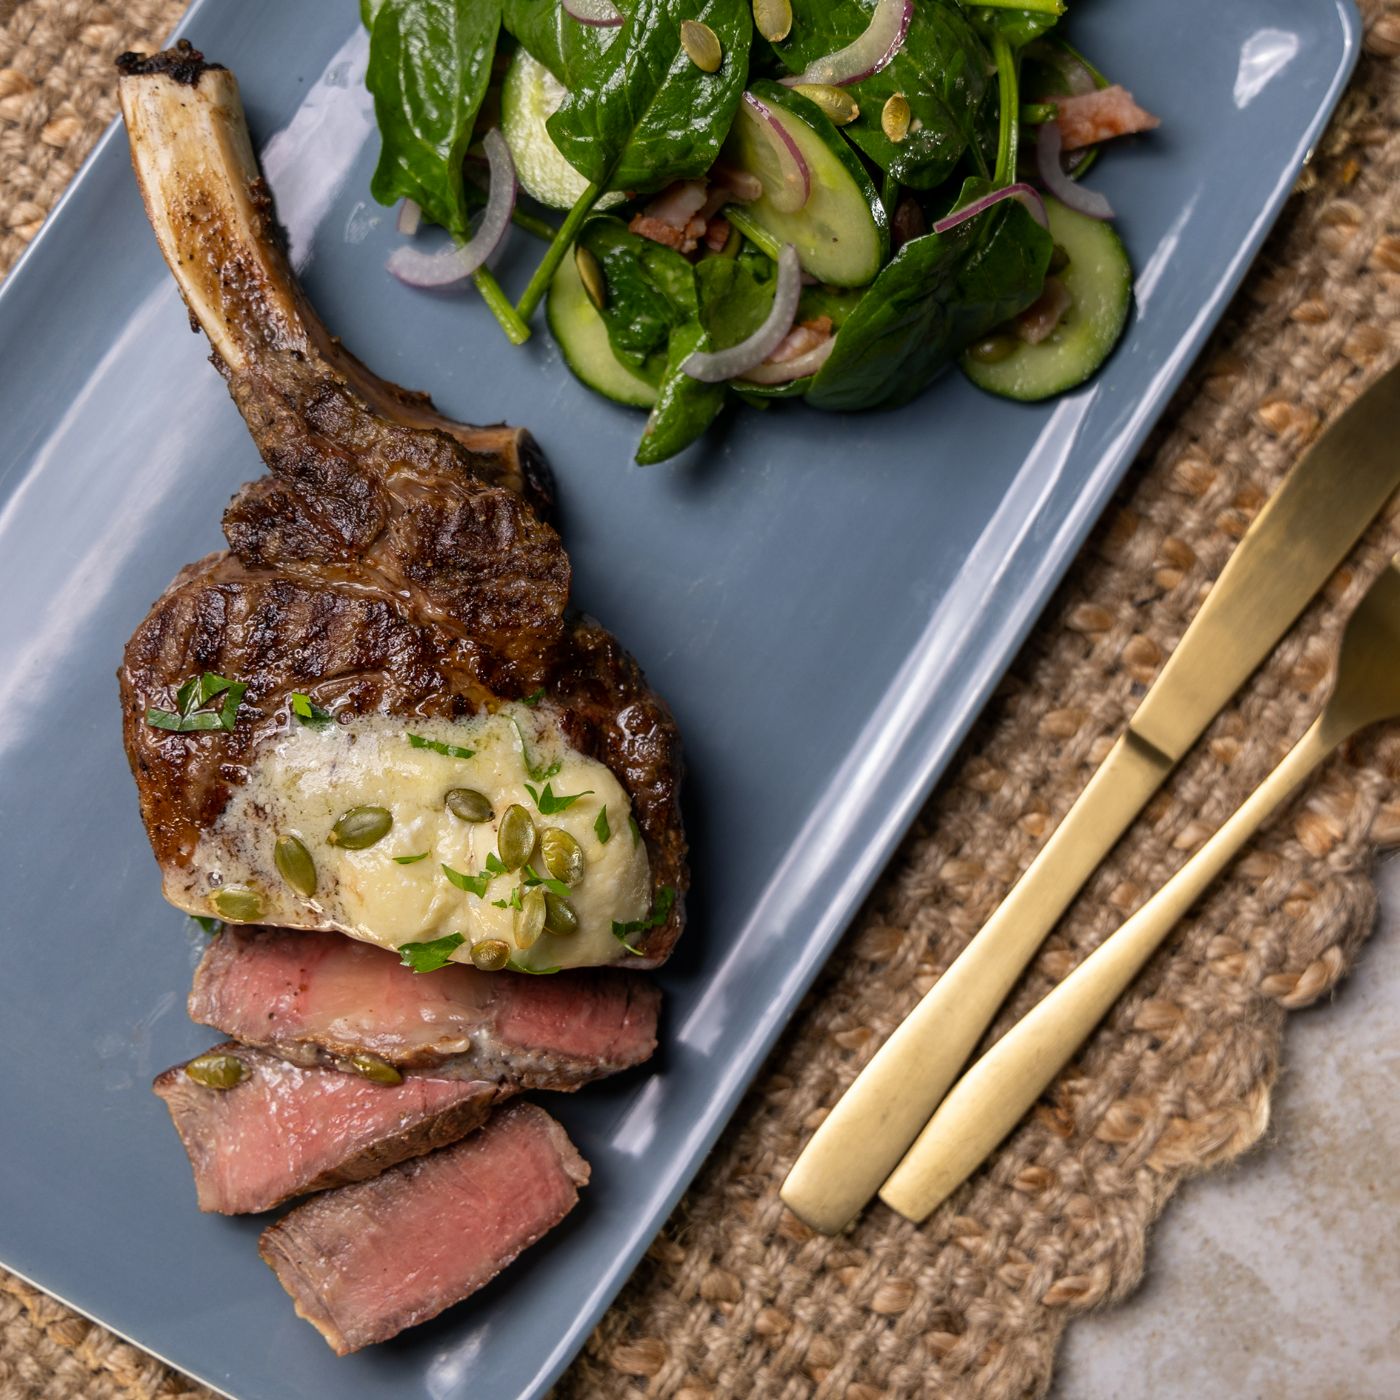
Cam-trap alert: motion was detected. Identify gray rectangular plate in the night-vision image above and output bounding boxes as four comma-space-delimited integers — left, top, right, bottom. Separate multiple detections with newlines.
0, 2, 1358, 1396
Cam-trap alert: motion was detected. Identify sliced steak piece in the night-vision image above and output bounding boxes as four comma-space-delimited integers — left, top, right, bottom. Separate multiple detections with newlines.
154, 1042, 503, 1214
114, 44, 685, 968
190, 927, 661, 1087
260, 1101, 588, 1354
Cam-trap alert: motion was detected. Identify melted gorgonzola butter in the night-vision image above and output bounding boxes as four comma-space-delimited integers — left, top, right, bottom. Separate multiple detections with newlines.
167, 706, 651, 971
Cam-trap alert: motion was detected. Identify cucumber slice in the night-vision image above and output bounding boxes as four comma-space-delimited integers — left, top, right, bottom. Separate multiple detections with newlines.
723, 81, 888, 288
501, 50, 623, 213
961, 197, 1131, 401
547, 252, 657, 409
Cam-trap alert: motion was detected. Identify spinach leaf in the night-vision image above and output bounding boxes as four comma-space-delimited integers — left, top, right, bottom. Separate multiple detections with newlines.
516, 0, 750, 324
577, 217, 697, 379
695, 256, 775, 348
366, 0, 502, 236
547, 0, 752, 194
502, 0, 619, 86
966, 3, 1063, 49
635, 321, 727, 464
776, 0, 989, 188
806, 181, 1051, 411
361, 0, 386, 27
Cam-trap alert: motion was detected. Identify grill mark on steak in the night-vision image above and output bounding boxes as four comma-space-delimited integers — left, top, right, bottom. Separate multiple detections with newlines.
153, 1042, 504, 1215
190, 927, 661, 1087
259, 1101, 588, 1354
116, 50, 685, 962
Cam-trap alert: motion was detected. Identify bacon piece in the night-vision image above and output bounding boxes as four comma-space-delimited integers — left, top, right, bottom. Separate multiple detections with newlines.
1054, 85, 1160, 152
769, 316, 834, 364
189, 927, 660, 1088
260, 1103, 588, 1354
154, 1043, 503, 1214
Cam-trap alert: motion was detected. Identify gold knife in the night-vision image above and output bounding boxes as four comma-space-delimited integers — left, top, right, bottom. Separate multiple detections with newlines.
782, 360, 1400, 1235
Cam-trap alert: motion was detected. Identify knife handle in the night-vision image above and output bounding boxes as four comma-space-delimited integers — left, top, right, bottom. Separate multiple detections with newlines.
879, 716, 1334, 1222
780, 731, 1173, 1234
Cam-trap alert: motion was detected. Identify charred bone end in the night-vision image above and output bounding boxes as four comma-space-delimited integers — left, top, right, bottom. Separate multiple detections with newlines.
116, 38, 224, 87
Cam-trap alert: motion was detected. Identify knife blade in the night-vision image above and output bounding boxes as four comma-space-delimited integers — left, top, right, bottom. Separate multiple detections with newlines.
781, 359, 1400, 1235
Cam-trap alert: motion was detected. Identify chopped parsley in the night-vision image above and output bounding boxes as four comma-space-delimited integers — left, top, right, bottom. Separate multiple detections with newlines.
393, 851, 430, 865
507, 958, 561, 975
190, 915, 223, 936
521, 688, 546, 707
290, 691, 333, 729
483, 851, 508, 878
491, 884, 524, 911
145, 672, 247, 734
594, 806, 611, 844
407, 732, 475, 760
525, 780, 593, 815
508, 715, 562, 784
441, 863, 495, 898
522, 864, 572, 898
397, 932, 465, 973
629, 815, 642, 848
612, 886, 675, 955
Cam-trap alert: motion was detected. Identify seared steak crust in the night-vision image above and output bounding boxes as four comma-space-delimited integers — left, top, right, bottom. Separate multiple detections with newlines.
116, 49, 685, 961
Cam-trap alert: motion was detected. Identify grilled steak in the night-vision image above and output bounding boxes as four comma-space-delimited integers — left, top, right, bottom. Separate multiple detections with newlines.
115, 44, 685, 968
190, 927, 661, 1086
154, 1042, 503, 1214
260, 1101, 588, 1354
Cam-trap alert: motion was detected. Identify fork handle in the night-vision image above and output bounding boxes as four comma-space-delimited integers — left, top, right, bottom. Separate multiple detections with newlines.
781, 732, 1173, 1234
879, 715, 1337, 1222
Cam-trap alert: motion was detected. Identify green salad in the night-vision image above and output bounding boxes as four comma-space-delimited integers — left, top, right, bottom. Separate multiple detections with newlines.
362, 0, 1158, 462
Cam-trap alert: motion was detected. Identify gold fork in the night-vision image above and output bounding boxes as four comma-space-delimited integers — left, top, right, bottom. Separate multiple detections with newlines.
879, 554, 1400, 1222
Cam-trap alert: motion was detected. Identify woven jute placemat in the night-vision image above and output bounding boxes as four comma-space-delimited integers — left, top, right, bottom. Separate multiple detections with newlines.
4, 3, 1400, 1397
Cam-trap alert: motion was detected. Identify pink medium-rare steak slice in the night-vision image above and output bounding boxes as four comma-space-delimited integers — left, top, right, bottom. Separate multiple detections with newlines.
154, 1042, 504, 1214
114, 44, 686, 967
260, 1101, 589, 1354
190, 927, 661, 1086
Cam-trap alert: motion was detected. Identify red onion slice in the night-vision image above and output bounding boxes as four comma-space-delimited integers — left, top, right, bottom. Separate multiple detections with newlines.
682, 244, 802, 383
1036, 122, 1114, 220
562, 0, 624, 26
386, 129, 517, 288
397, 198, 422, 237
738, 335, 835, 385
738, 92, 811, 213
931, 182, 1048, 235
780, 0, 912, 88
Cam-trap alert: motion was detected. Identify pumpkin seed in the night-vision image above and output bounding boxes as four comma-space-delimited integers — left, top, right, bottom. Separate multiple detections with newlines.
209, 885, 263, 922
516, 887, 547, 948
967, 334, 1018, 365
544, 893, 579, 936
347, 1053, 403, 1085
680, 19, 722, 73
576, 245, 606, 311
445, 788, 494, 823
471, 937, 511, 971
273, 835, 317, 897
752, 0, 792, 43
541, 828, 584, 886
498, 803, 536, 870
881, 93, 911, 143
328, 805, 393, 850
793, 83, 860, 126
185, 1052, 248, 1090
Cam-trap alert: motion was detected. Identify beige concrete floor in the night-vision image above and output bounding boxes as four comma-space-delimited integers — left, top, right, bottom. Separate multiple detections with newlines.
1053, 855, 1400, 1399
